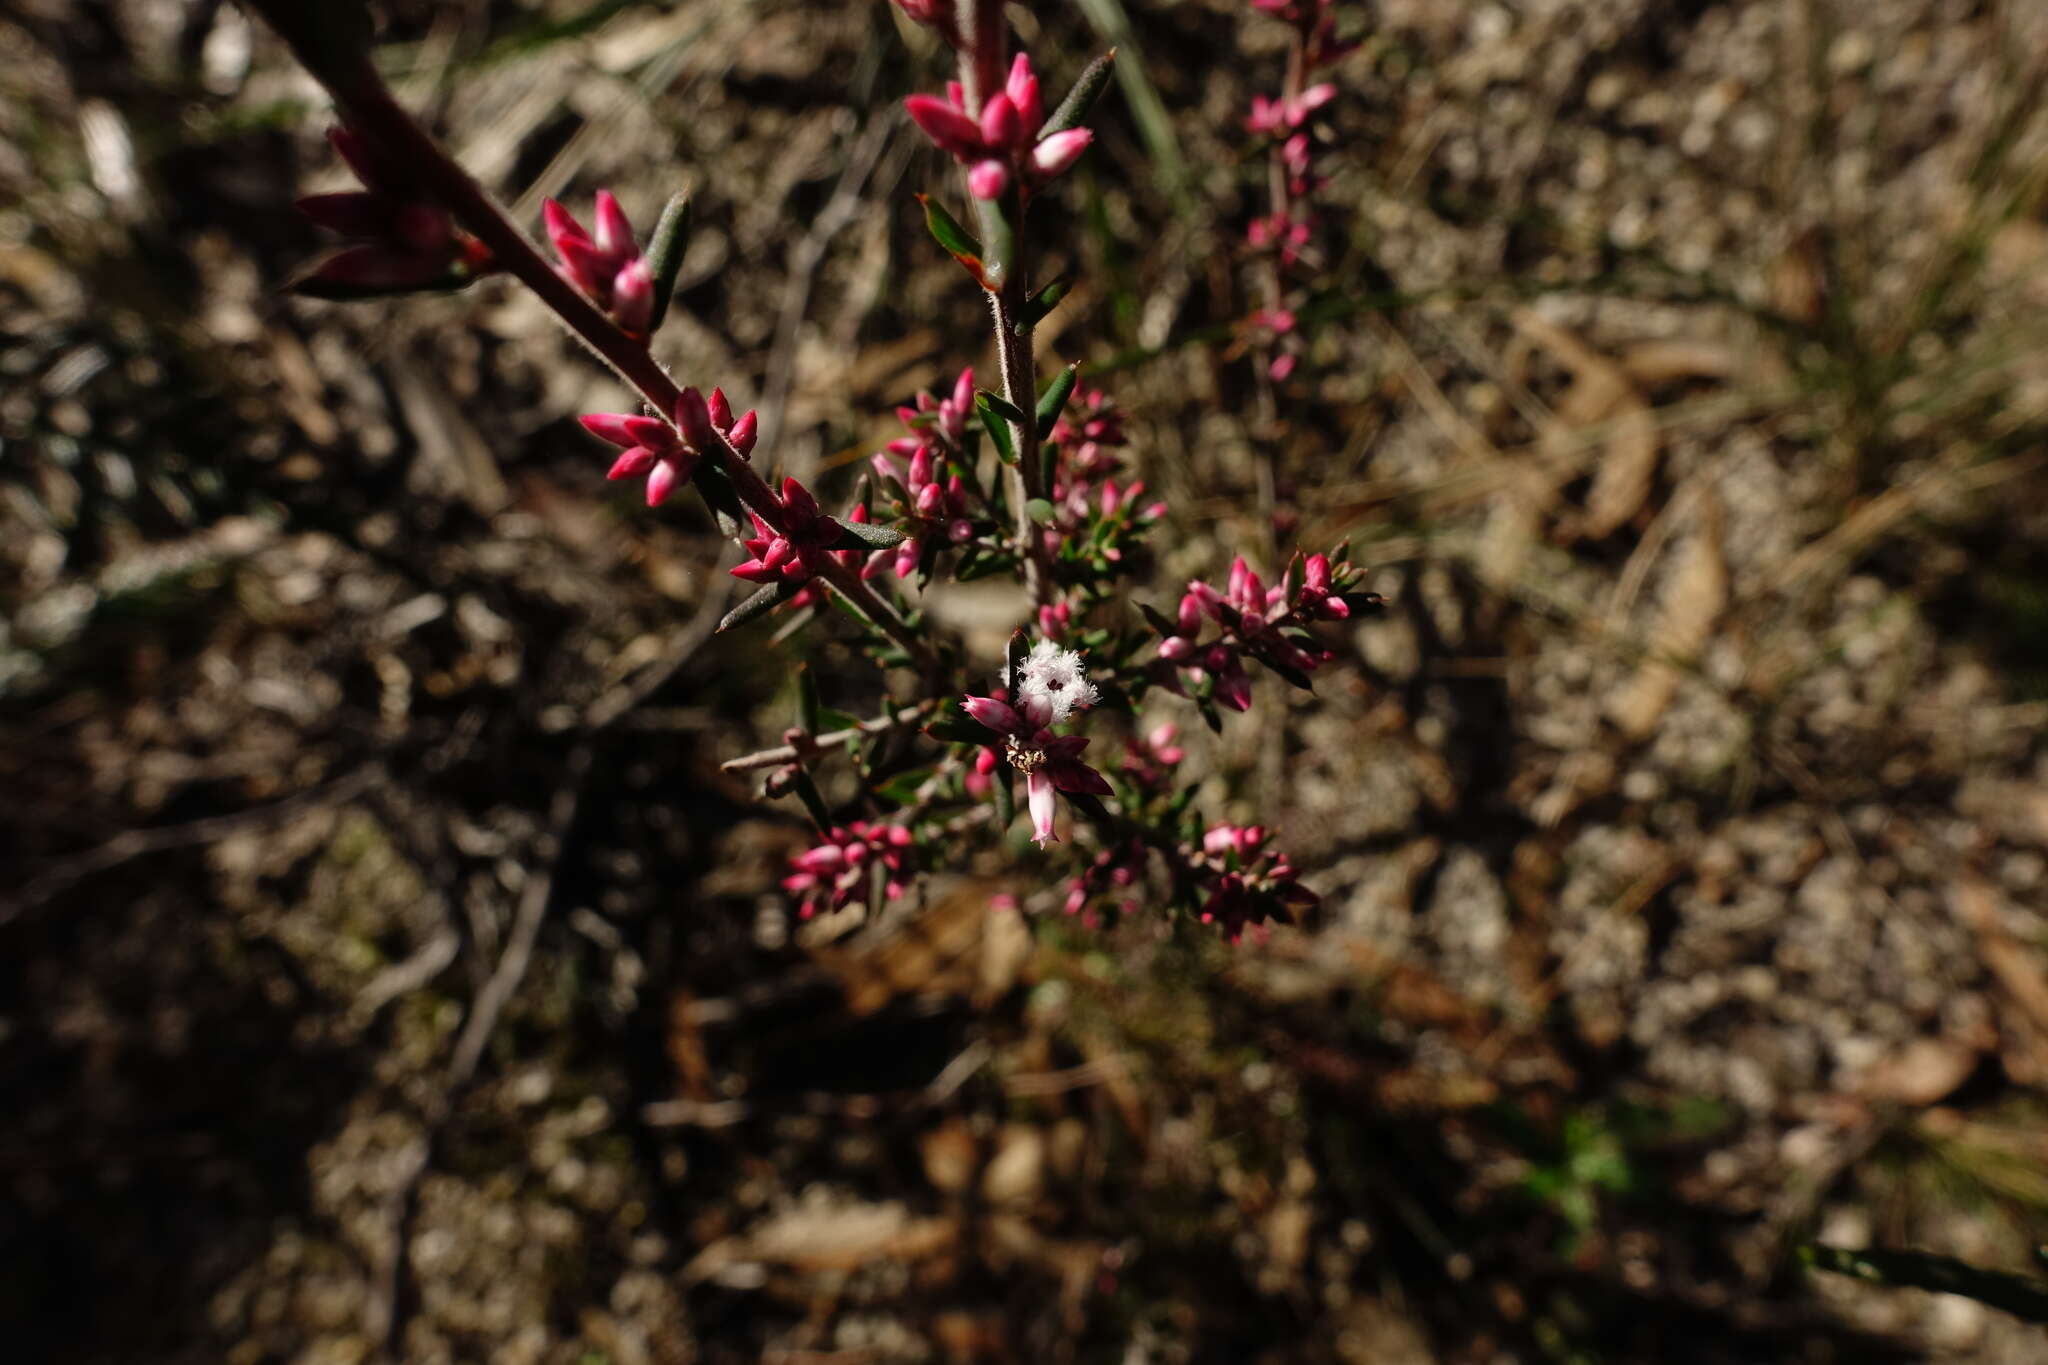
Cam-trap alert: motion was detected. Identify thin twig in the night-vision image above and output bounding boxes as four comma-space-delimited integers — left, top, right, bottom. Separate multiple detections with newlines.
242, 5, 935, 670
721, 702, 936, 773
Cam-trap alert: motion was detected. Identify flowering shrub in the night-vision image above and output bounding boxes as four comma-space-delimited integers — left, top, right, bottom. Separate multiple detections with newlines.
250, 0, 1378, 946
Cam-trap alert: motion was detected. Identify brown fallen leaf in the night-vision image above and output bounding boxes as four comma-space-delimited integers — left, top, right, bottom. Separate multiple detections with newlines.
1857, 1036, 1983, 1106
1605, 493, 1727, 738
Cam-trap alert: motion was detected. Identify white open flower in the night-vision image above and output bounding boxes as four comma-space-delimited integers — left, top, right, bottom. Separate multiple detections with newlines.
1009, 639, 1099, 728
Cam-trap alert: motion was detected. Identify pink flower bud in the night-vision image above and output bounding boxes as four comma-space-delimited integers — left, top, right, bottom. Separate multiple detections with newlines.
675, 387, 717, 450
645, 457, 680, 507
968, 159, 1011, 201
1030, 128, 1093, 181
606, 447, 658, 480
904, 94, 985, 158
592, 189, 637, 259
979, 93, 1022, 149
963, 696, 1021, 733
707, 388, 734, 430
611, 257, 654, 334
727, 409, 759, 457
1006, 54, 1043, 133
915, 483, 945, 517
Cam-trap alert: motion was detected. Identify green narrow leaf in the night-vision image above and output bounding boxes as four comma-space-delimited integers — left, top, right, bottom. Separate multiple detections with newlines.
642, 190, 692, 334
787, 768, 832, 832
993, 763, 1014, 834
718, 581, 795, 633
692, 459, 748, 538
971, 191, 1017, 291
1035, 363, 1080, 431
796, 665, 821, 735
1045, 49, 1118, 136
825, 516, 908, 551
978, 390, 1027, 424
1018, 276, 1071, 330
874, 767, 935, 805
916, 194, 990, 287
978, 394, 1017, 464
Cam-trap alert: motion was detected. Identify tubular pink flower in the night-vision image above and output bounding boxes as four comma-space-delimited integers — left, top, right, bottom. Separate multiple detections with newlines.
1026, 770, 1060, 845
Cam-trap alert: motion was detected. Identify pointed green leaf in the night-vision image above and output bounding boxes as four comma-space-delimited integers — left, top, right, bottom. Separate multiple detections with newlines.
993, 763, 1014, 834
718, 581, 795, 633
825, 516, 907, 551
1045, 49, 1117, 136
642, 190, 692, 334
1035, 363, 1079, 431
787, 767, 832, 831
1018, 276, 1071, 330
979, 390, 1027, 424
978, 394, 1017, 464
796, 665, 821, 734
693, 459, 748, 538
917, 194, 990, 287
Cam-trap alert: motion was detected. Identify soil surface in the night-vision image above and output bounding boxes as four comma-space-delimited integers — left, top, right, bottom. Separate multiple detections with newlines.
5, 2, 2048, 1362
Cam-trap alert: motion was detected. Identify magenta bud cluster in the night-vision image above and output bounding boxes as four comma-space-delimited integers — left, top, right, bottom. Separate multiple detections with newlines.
733, 477, 834, 588
867, 367, 979, 579
294, 128, 488, 294
783, 821, 917, 920
1154, 551, 1376, 711
544, 191, 656, 337
1193, 822, 1318, 943
905, 55, 1093, 201
581, 384, 755, 508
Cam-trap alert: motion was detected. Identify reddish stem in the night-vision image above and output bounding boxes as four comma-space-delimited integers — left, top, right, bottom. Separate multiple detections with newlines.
250, 17, 933, 669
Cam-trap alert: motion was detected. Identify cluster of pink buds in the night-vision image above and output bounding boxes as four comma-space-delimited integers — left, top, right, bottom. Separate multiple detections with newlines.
1120, 722, 1186, 790
581, 385, 755, 507
1241, 0, 1354, 379
734, 478, 835, 587
963, 641, 1112, 845
544, 191, 656, 337
294, 128, 492, 296
905, 55, 1093, 201
1060, 838, 1151, 929
1194, 823, 1317, 942
1049, 388, 1128, 481
868, 368, 978, 579
1041, 387, 1164, 572
783, 821, 917, 920
1154, 551, 1378, 711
